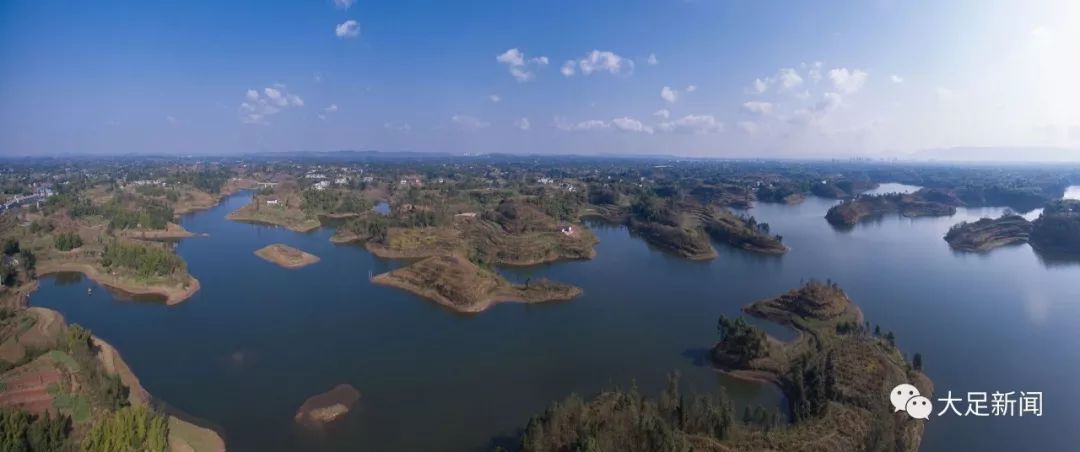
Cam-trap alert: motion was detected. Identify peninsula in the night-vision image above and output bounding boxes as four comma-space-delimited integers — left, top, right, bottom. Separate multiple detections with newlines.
515, 280, 932, 452
1030, 199, 1080, 255
0, 305, 224, 451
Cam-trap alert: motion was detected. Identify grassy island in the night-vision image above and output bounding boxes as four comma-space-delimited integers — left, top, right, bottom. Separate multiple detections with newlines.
294, 384, 360, 427
515, 280, 932, 452
337, 201, 598, 266
371, 255, 581, 313
826, 189, 958, 227
254, 244, 320, 269
617, 193, 786, 260
945, 214, 1032, 252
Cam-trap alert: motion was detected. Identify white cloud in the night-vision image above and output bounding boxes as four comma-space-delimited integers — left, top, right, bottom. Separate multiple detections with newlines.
384, 121, 411, 131
658, 114, 722, 134
332, 0, 355, 9
566, 50, 634, 77
818, 92, 843, 112
612, 117, 654, 134
686, 85, 697, 93
653, 109, 670, 119
805, 61, 823, 82
661, 86, 678, 103
778, 68, 803, 90
573, 120, 611, 130
742, 101, 773, 116
555, 117, 611, 131
555, 116, 653, 134
890, 74, 904, 84
335, 20, 360, 39
324, 104, 338, 113
489, 94, 501, 103
736, 121, 759, 135
560, 61, 576, 77
751, 78, 769, 94
313, 72, 323, 83
789, 91, 845, 126
828, 68, 868, 94
451, 114, 490, 129
496, 48, 548, 82
647, 53, 659, 65
751, 67, 805, 94
515, 117, 531, 130
240, 85, 304, 125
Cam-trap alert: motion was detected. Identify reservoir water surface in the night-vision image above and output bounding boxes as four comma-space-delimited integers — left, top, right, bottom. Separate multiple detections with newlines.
30, 190, 1080, 451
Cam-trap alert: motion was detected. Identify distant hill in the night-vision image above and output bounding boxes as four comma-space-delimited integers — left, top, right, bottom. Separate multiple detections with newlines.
910, 147, 1080, 163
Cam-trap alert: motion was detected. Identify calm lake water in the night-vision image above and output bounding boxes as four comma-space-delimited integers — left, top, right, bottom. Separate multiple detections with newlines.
30, 188, 1080, 451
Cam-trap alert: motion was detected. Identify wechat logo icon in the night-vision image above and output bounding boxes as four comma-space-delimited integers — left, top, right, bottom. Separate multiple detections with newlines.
890, 383, 932, 420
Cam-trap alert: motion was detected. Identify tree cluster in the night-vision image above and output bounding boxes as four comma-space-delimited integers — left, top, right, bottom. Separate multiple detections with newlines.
64, 324, 130, 411
715, 315, 768, 366
80, 406, 168, 452
54, 233, 84, 251
100, 241, 184, 279
0, 409, 71, 452
520, 372, 733, 452
786, 354, 837, 422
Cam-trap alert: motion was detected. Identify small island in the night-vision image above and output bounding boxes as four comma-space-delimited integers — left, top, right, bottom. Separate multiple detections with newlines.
254, 244, 320, 269
338, 199, 599, 266
371, 255, 581, 313
619, 195, 785, 260
944, 214, 1032, 252
294, 384, 361, 427
826, 189, 958, 227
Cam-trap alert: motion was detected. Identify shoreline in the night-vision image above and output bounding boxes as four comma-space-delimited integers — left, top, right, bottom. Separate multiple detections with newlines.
362, 240, 598, 267
371, 274, 582, 313
369, 255, 583, 313
37, 262, 200, 305
91, 331, 226, 452
225, 212, 322, 233
254, 244, 320, 269
116, 222, 206, 241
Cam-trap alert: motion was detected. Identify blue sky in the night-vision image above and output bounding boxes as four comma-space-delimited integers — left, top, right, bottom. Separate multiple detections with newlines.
1, 0, 1078, 157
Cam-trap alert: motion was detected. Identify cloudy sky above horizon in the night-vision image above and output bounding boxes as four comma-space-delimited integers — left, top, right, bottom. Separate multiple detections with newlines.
1, 0, 1078, 158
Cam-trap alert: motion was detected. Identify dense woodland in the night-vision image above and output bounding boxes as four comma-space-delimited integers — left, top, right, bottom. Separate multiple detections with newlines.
100, 241, 185, 279
518, 372, 735, 452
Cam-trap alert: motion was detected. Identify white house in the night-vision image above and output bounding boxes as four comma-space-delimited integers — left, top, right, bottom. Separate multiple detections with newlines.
266, 199, 280, 206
